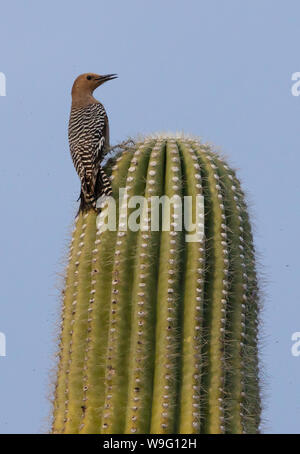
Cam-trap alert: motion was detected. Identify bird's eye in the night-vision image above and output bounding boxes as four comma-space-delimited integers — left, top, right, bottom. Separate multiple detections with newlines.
86, 75, 92, 80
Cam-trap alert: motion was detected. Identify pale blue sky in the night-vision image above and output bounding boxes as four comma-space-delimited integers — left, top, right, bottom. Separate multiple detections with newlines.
0, 0, 299, 434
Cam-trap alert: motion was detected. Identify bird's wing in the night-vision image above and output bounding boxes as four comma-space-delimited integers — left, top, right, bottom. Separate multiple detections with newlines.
90, 103, 109, 168
69, 143, 92, 197
69, 103, 109, 201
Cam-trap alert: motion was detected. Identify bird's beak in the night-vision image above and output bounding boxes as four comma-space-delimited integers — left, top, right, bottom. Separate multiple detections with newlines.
95, 74, 118, 85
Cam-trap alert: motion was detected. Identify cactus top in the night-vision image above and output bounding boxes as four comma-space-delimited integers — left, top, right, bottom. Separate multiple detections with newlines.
53, 137, 261, 434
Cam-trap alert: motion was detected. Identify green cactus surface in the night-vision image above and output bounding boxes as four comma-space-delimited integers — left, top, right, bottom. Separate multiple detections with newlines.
52, 136, 261, 434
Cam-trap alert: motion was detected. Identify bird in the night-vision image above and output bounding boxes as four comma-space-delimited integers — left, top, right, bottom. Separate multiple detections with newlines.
68, 72, 117, 212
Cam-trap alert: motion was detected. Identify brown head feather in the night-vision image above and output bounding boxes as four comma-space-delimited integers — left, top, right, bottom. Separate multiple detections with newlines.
71, 73, 117, 108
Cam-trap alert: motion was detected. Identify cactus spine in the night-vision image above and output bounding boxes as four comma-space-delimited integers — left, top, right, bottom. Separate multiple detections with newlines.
52, 137, 260, 434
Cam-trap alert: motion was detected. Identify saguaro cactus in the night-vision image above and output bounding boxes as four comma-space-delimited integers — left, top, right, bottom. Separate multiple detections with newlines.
52, 137, 261, 434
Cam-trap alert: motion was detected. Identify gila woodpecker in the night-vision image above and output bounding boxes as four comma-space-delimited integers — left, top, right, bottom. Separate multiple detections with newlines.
69, 72, 117, 212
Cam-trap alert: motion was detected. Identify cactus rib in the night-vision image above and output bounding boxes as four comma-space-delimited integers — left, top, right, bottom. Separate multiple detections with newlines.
81, 150, 134, 433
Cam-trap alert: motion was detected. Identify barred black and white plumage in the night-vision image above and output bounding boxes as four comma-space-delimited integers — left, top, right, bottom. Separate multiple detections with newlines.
69, 72, 117, 213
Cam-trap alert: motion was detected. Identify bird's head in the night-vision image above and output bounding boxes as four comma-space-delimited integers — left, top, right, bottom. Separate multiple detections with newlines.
71, 73, 117, 102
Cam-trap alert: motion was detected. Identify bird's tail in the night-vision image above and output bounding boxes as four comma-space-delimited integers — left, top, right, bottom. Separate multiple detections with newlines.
77, 167, 112, 215
77, 190, 92, 214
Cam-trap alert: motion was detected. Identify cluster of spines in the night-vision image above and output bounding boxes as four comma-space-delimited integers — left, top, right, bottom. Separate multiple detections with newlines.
193, 142, 260, 433
150, 140, 184, 434
170, 141, 205, 434
225, 167, 260, 433
193, 149, 229, 433
209, 153, 248, 433
52, 211, 97, 433
125, 140, 165, 434
64, 211, 97, 433
79, 150, 134, 434
52, 137, 260, 435
101, 142, 153, 433
52, 215, 81, 433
